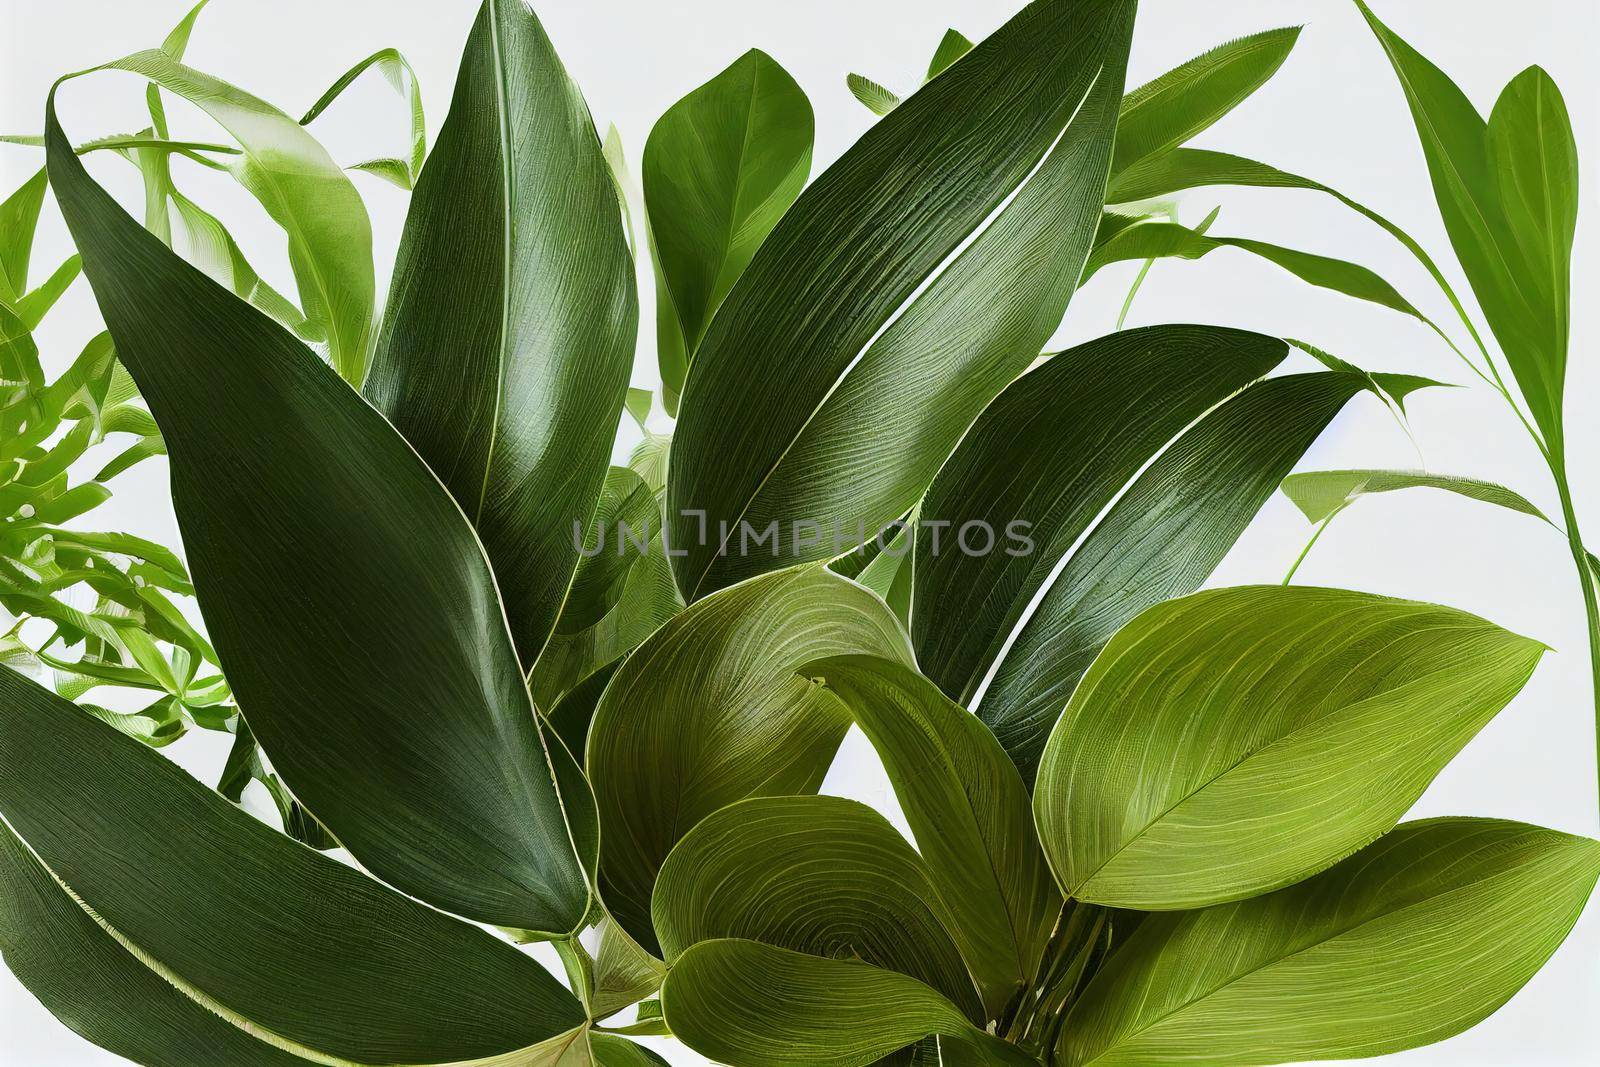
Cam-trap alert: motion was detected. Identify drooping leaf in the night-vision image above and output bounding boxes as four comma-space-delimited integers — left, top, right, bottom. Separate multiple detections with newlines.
1111, 26, 1300, 177
804, 654, 1058, 1019
846, 73, 902, 116
644, 49, 812, 410
1033, 586, 1544, 910
663, 939, 1033, 1067
1282, 469, 1549, 525
653, 794, 981, 1019
0, 668, 586, 1066
1059, 819, 1600, 1066
64, 50, 375, 383
668, 0, 1136, 600
587, 566, 912, 949
913, 327, 1364, 780
366, 0, 636, 666
47, 98, 593, 935
1357, 2, 1574, 450
926, 29, 975, 79
300, 47, 427, 187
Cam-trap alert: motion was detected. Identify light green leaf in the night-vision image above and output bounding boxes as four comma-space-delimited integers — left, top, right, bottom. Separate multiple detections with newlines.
0, 168, 47, 300
591, 917, 669, 1021
1034, 586, 1544, 909
0, 667, 585, 1066
804, 654, 1058, 1020
1357, 2, 1573, 450
300, 47, 427, 187
914, 327, 1364, 781
1112, 26, 1300, 176
590, 1034, 670, 1067
668, 0, 1135, 600
588, 566, 912, 949
926, 29, 975, 79
1059, 819, 1600, 1066
1282, 469, 1548, 525
366, 0, 636, 666
846, 73, 902, 116
558, 467, 660, 635
47, 99, 593, 935
663, 939, 1033, 1067
167, 188, 317, 341
15, 254, 80, 329
644, 49, 812, 410
653, 794, 982, 1020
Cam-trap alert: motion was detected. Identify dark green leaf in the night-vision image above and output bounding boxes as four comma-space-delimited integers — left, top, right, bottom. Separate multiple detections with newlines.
926, 29, 975, 79
366, 0, 637, 665
559, 467, 660, 635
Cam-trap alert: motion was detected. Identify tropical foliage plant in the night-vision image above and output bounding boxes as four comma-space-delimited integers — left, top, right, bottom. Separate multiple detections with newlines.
1, 1, 1594, 1066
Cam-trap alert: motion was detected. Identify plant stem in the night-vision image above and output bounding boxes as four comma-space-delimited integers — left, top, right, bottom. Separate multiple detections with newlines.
1283, 508, 1342, 585
1116, 258, 1155, 330
1552, 468, 1600, 819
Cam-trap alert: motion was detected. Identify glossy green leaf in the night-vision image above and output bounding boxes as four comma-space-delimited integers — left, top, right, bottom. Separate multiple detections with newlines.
64, 50, 375, 383
46, 100, 593, 934
1086, 215, 1419, 318
913, 327, 1360, 780
1358, 2, 1574, 450
366, 0, 636, 666
1111, 26, 1300, 176
1282, 469, 1548, 525
663, 939, 1032, 1067
804, 655, 1058, 1019
1034, 586, 1544, 910
0, 667, 585, 1066
653, 794, 981, 1019
668, 0, 1135, 600
846, 73, 901, 116
588, 567, 912, 949
926, 29, 975, 79
1060, 819, 1600, 1066
644, 49, 812, 409
300, 47, 427, 187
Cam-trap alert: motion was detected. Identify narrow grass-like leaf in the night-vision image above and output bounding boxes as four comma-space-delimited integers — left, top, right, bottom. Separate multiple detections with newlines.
1034, 586, 1544, 909
1059, 819, 1600, 1066
300, 47, 427, 187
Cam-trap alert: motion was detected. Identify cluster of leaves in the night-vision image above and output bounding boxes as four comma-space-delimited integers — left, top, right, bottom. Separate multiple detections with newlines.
0, 2, 1594, 1067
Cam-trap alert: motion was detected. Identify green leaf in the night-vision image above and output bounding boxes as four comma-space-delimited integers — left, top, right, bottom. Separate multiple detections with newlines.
644, 49, 812, 409
668, 0, 1136, 600
1059, 819, 1600, 1066
591, 916, 669, 1020
366, 0, 637, 666
846, 73, 902, 116
1085, 215, 1420, 318
588, 566, 912, 949
926, 29, 975, 79
653, 794, 982, 1020
300, 47, 427, 187
46, 98, 593, 934
664, 939, 1033, 1067
1033, 586, 1544, 910
559, 467, 660, 635
0, 168, 47, 300
15, 253, 80, 328
914, 327, 1365, 781
804, 654, 1058, 1020
1357, 2, 1573, 450
0, 667, 586, 1066
65, 50, 376, 384
1282, 469, 1549, 525
1112, 26, 1300, 176
166, 187, 316, 341
590, 1033, 671, 1067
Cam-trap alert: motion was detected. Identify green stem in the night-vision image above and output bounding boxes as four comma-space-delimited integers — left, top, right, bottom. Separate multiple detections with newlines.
1552, 468, 1600, 817
1283, 508, 1342, 585
553, 935, 596, 1014
1116, 258, 1155, 330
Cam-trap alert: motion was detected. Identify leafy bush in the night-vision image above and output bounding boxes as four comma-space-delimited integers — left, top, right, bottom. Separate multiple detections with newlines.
1, 1, 1593, 1065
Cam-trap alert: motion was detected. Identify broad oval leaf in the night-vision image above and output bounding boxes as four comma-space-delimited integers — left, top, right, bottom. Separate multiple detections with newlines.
804, 654, 1058, 1020
653, 794, 981, 1020
1034, 586, 1544, 910
587, 566, 912, 949
1282, 469, 1549, 526
1059, 819, 1600, 1066
644, 48, 812, 411
46, 99, 592, 934
667, 0, 1136, 600
663, 939, 1032, 1067
366, 0, 637, 666
0, 667, 585, 1065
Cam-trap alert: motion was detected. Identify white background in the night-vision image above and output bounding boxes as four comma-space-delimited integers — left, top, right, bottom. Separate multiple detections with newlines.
3, 0, 1597, 1063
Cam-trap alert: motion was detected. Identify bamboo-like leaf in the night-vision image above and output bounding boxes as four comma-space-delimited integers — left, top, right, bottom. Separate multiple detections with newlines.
804, 654, 1058, 1020
1059, 819, 1600, 1066
1357, 2, 1575, 449
0, 168, 47, 300
644, 49, 812, 412
1033, 586, 1544, 910
14, 254, 80, 328
300, 47, 427, 187
914, 327, 1366, 781
1282, 469, 1549, 525
668, 0, 1135, 600
366, 0, 636, 666
663, 940, 1033, 1067
653, 794, 982, 1019
1111, 27, 1300, 177
46, 98, 593, 934
587, 567, 912, 949
0, 667, 585, 1066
